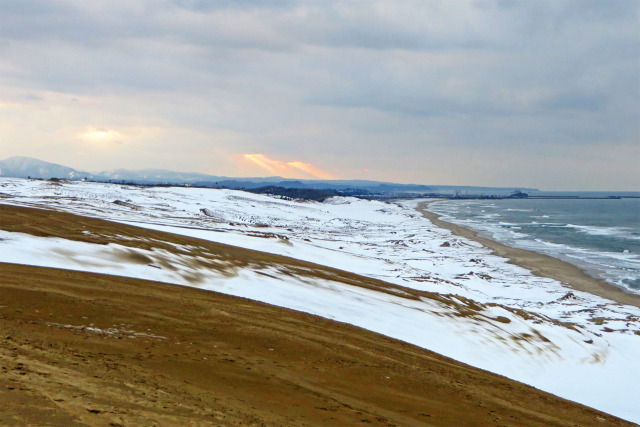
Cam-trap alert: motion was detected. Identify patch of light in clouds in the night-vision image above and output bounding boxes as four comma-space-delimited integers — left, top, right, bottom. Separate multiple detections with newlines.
78, 128, 124, 145
243, 153, 333, 179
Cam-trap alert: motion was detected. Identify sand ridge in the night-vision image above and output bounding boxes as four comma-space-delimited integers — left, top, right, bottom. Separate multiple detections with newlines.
1, 263, 631, 426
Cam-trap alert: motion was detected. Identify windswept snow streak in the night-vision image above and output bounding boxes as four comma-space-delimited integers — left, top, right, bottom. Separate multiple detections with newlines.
1, 178, 639, 423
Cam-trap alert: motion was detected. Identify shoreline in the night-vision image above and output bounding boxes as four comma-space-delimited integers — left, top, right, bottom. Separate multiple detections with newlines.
416, 201, 640, 308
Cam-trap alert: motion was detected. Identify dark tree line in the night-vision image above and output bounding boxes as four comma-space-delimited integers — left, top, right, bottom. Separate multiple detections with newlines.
245, 186, 340, 202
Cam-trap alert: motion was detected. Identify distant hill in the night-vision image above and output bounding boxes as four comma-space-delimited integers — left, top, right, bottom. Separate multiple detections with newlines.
0, 156, 92, 180
0, 156, 537, 196
97, 168, 226, 184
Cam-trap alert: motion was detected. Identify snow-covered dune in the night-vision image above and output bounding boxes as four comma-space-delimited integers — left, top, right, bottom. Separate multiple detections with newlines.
1, 177, 639, 423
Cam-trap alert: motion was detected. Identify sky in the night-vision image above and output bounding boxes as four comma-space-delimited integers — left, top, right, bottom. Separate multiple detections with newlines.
0, 0, 638, 190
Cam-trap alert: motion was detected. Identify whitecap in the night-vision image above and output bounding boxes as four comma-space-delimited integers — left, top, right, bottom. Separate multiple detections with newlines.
564, 224, 640, 241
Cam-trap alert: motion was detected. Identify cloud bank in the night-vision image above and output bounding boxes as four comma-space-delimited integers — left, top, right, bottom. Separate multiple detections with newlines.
0, 0, 637, 189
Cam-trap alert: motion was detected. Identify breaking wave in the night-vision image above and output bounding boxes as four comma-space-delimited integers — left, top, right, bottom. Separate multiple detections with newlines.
430, 198, 640, 293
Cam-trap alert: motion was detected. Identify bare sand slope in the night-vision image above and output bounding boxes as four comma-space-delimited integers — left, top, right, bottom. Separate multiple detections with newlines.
0, 205, 633, 426
1, 264, 631, 426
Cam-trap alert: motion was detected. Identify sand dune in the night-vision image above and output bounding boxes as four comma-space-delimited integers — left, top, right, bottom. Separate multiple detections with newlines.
1, 180, 639, 424
1, 261, 631, 426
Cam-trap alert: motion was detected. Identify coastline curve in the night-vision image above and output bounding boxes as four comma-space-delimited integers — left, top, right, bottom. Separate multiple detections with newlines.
415, 201, 640, 309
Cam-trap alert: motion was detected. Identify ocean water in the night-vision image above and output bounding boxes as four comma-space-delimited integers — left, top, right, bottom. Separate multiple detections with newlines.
428, 198, 640, 294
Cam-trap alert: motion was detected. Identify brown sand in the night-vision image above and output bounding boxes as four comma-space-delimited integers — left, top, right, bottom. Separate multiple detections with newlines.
416, 201, 640, 308
1, 263, 631, 426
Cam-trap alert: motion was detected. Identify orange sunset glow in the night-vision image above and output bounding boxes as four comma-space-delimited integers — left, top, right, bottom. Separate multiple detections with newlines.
243, 153, 333, 180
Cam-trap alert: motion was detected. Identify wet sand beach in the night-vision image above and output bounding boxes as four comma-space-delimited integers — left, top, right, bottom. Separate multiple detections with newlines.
416, 201, 640, 309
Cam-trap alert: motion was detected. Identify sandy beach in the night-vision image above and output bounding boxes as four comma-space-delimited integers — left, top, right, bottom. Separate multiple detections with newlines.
416, 201, 640, 309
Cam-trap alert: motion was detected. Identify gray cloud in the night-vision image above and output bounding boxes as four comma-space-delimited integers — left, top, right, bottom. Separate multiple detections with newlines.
0, 0, 637, 189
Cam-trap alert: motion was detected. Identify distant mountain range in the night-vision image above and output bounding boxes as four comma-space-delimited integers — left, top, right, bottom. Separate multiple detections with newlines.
0, 156, 536, 196
0, 156, 88, 181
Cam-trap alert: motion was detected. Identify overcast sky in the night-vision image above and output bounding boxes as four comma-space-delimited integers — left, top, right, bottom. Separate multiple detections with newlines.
0, 0, 638, 190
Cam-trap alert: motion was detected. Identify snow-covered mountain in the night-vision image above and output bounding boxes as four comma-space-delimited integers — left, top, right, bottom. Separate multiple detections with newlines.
0, 156, 92, 180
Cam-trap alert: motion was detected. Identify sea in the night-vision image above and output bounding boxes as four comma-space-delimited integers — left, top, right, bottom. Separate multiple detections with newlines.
428, 196, 640, 294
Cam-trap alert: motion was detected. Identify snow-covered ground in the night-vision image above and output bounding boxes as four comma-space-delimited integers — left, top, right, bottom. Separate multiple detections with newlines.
1, 177, 639, 423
